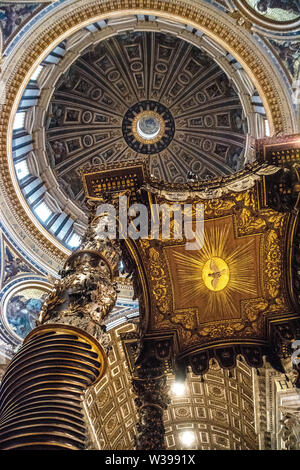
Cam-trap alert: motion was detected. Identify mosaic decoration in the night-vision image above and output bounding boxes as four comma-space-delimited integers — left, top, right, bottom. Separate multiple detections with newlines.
2, 245, 33, 286
0, 3, 41, 47
243, 0, 300, 22
5, 287, 48, 339
269, 39, 300, 80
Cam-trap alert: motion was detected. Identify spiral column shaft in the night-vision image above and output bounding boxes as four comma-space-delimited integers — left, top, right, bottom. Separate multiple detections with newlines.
0, 325, 106, 450
0, 201, 121, 450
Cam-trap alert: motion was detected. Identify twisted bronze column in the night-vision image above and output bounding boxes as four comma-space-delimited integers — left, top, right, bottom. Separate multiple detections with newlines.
0, 206, 121, 450
133, 374, 169, 450
132, 343, 170, 450
0, 326, 105, 450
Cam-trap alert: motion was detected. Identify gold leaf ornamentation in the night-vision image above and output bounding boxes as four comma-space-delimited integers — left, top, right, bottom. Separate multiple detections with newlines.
147, 246, 170, 314
268, 296, 287, 312
264, 230, 282, 299
171, 309, 198, 330
204, 198, 236, 217
237, 208, 267, 235
267, 213, 286, 230
198, 323, 244, 338
242, 298, 269, 322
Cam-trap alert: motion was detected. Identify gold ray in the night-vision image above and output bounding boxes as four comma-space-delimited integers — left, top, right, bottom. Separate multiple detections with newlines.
173, 222, 258, 321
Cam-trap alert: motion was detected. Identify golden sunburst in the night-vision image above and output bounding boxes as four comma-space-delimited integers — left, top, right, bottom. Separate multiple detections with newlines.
173, 224, 257, 320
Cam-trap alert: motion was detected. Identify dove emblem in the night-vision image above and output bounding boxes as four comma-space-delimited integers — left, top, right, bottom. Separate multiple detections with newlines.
202, 257, 229, 292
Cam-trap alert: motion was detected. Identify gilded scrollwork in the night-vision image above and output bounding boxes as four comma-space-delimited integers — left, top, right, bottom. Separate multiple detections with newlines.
237, 207, 267, 235
234, 190, 266, 235
146, 245, 171, 316
268, 296, 288, 312
198, 323, 246, 339
177, 326, 200, 348
156, 192, 237, 218
171, 309, 198, 330
264, 230, 282, 299
265, 213, 286, 231
204, 198, 236, 216
242, 298, 269, 322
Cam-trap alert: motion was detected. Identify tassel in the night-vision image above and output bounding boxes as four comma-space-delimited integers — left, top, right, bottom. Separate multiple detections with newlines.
228, 370, 233, 378
201, 375, 205, 383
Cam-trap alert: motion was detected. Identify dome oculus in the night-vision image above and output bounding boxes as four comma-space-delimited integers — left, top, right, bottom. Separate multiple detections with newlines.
122, 101, 175, 154
136, 112, 162, 141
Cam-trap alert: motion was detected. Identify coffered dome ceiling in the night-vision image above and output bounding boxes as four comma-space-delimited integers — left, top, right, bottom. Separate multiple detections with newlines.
45, 31, 247, 208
